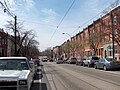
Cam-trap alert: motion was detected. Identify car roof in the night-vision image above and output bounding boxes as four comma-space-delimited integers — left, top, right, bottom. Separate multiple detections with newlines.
0, 57, 27, 60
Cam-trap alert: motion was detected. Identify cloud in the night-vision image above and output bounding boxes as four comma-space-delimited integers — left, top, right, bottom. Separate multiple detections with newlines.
7, 0, 16, 5
41, 8, 57, 16
0, 14, 11, 27
25, 0, 34, 10
40, 8, 60, 24
8, 0, 34, 11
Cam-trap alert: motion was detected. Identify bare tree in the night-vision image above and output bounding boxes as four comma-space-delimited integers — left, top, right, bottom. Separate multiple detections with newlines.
63, 41, 71, 58
22, 38, 40, 58
17, 30, 38, 55
5, 20, 40, 56
101, 7, 120, 46
111, 8, 120, 46
88, 24, 104, 56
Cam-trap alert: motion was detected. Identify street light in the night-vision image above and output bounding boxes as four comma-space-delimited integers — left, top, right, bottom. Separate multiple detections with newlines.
62, 33, 71, 38
62, 33, 72, 58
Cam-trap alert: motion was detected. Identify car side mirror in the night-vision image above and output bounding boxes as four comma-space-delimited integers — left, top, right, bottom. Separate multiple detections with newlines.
29, 61, 34, 68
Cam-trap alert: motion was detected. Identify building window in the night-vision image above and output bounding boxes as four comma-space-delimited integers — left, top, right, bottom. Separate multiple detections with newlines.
105, 50, 107, 58
103, 21, 106, 31
113, 16, 117, 25
99, 49, 100, 56
110, 50, 112, 56
110, 34, 112, 41
104, 36, 107, 42
2, 38, 4, 44
0, 36, 1, 44
115, 45, 117, 54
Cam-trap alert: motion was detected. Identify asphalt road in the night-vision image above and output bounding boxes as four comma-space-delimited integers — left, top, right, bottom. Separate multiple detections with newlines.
42, 62, 120, 90
31, 66, 42, 90
31, 65, 51, 90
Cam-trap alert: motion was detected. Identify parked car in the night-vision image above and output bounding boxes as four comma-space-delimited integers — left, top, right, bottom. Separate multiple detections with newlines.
49, 58, 54, 62
32, 58, 40, 66
94, 58, 120, 71
63, 58, 69, 64
68, 58, 77, 64
76, 57, 86, 66
65, 58, 70, 64
0, 57, 34, 90
42, 57, 48, 62
56, 58, 63, 64
83, 56, 99, 67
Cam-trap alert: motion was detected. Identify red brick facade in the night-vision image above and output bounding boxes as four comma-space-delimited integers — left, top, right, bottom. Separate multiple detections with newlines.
54, 6, 120, 60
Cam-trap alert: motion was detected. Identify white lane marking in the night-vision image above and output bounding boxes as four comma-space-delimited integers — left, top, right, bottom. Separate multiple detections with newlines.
37, 66, 41, 70
84, 66, 120, 75
37, 72, 42, 75
79, 66, 120, 75
34, 79, 41, 83
101, 70, 120, 74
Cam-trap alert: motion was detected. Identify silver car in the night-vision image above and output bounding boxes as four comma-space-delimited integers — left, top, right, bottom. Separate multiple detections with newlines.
0, 57, 34, 90
94, 58, 120, 71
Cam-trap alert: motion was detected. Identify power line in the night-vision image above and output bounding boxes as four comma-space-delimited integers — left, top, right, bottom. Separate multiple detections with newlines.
70, 12, 101, 36
0, 0, 18, 56
47, 0, 76, 47
18, 18, 78, 28
59, 0, 120, 46
57, 0, 76, 29
70, 0, 120, 36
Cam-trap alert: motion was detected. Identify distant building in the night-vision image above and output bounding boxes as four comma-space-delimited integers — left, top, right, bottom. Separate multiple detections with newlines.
59, 5, 120, 61
0, 28, 15, 57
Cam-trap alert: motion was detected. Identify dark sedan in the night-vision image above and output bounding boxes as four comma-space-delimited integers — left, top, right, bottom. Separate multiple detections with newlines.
76, 57, 86, 66
68, 58, 77, 64
94, 58, 120, 71
56, 58, 63, 64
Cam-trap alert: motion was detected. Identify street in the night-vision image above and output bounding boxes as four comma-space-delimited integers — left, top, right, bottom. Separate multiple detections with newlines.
0, 1, 120, 90
31, 65, 51, 90
31, 66, 42, 90
40, 62, 120, 90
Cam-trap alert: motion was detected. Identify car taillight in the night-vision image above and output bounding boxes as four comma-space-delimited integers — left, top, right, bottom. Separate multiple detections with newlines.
90, 60, 93, 63
108, 62, 112, 64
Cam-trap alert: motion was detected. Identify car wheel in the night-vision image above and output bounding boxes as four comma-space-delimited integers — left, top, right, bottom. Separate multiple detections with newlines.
103, 65, 107, 71
30, 79, 34, 90
76, 62, 78, 65
88, 63, 90, 67
94, 65, 97, 69
83, 63, 85, 67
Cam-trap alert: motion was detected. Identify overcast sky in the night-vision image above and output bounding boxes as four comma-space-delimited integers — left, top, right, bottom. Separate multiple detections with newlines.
0, 0, 119, 51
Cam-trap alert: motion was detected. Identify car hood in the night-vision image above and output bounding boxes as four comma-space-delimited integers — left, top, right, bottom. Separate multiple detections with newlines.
0, 70, 30, 80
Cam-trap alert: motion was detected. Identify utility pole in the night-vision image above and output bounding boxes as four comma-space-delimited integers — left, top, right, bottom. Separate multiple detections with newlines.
0, 1, 17, 56
14, 16, 17, 56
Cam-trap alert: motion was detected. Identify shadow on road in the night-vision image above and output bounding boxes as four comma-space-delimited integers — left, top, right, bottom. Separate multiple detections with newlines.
40, 83, 48, 90
31, 83, 47, 90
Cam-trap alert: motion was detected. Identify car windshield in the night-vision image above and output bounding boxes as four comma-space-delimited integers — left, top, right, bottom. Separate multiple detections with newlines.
43, 58, 47, 60
92, 57, 99, 60
58, 58, 62, 60
0, 59, 29, 70
106, 58, 115, 61
71, 58, 77, 60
